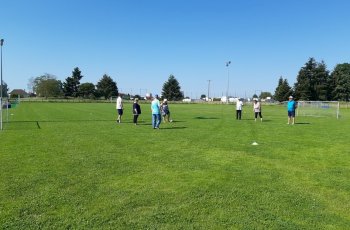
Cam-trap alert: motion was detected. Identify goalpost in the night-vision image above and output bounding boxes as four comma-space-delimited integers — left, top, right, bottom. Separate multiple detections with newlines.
296, 101, 340, 119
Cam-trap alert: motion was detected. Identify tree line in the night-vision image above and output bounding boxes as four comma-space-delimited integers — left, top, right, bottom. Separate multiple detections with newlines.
28, 67, 118, 99
274, 58, 350, 102
28, 68, 184, 100
26, 57, 350, 102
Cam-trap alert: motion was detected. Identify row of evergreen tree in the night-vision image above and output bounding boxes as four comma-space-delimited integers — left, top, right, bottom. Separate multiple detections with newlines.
274, 58, 350, 102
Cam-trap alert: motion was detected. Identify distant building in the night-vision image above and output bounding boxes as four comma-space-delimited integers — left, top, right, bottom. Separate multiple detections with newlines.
9, 89, 29, 98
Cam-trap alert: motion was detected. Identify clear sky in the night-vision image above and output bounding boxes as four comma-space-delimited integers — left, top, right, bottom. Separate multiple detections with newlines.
1, 0, 350, 98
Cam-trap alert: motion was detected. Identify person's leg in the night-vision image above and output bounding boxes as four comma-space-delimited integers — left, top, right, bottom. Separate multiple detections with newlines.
134, 115, 138, 124
287, 111, 291, 124
156, 114, 161, 128
236, 110, 239, 119
239, 110, 242, 120
152, 114, 156, 128
117, 109, 123, 123
259, 112, 263, 121
254, 112, 257, 122
168, 112, 172, 122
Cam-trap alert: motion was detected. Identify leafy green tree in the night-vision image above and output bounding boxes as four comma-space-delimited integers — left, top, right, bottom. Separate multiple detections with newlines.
27, 77, 35, 94
259, 92, 272, 99
96, 74, 118, 99
274, 77, 292, 102
1, 80, 9, 97
161, 75, 183, 101
330, 63, 350, 101
294, 58, 330, 100
79, 82, 96, 99
34, 74, 62, 98
63, 67, 83, 97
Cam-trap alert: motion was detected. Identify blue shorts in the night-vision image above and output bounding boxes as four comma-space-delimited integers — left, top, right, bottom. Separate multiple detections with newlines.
288, 111, 295, 117
117, 109, 123, 115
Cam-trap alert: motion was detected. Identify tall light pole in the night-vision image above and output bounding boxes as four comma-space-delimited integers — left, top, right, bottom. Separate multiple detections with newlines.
1, 38, 4, 130
207, 80, 211, 101
226, 61, 231, 103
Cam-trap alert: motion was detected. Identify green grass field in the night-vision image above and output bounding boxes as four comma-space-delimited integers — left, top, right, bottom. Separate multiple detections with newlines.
1, 102, 349, 229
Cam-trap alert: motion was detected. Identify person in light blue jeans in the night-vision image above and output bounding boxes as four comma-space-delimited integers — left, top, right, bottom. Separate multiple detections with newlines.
151, 94, 161, 129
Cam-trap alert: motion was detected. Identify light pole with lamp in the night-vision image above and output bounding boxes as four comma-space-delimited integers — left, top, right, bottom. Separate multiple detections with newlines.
226, 61, 231, 103
1, 38, 4, 130
207, 80, 211, 102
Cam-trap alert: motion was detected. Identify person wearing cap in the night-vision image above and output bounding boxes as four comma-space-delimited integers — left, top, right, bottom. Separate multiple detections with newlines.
287, 96, 297, 125
151, 94, 161, 129
160, 99, 172, 122
132, 98, 141, 125
253, 98, 263, 122
236, 98, 243, 120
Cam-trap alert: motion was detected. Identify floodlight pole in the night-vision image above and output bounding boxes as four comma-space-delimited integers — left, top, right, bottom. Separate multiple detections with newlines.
1, 38, 4, 130
226, 61, 231, 104
207, 80, 211, 101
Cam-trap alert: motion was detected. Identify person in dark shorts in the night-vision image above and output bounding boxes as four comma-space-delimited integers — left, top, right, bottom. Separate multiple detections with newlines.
287, 96, 297, 125
132, 98, 141, 125
116, 94, 123, 123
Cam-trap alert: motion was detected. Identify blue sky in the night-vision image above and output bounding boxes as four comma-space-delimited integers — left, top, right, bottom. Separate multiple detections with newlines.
1, 0, 350, 98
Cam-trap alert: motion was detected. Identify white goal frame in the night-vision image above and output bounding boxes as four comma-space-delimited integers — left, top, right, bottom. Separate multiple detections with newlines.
296, 101, 340, 119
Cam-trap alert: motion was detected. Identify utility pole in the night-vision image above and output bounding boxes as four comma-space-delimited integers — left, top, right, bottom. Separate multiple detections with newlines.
207, 80, 211, 101
0, 39, 4, 130
226, 61, 231, 104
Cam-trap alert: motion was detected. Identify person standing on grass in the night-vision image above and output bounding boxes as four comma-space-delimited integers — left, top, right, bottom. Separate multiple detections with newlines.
132, 98, 141, 125
287, 95, 297, 125
253, 99, 263, 122
161, 99, 172, 122
151, 94, 161, 129
236, 98, 243, 120
116, 94, 123, 123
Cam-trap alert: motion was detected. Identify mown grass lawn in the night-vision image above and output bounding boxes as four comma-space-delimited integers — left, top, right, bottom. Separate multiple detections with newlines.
1, 102, 349, 229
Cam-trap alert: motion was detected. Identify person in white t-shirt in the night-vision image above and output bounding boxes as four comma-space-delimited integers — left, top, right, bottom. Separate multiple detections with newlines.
116, 94, 123, 123
253, 99, 263, 122
236, 98, 243, 120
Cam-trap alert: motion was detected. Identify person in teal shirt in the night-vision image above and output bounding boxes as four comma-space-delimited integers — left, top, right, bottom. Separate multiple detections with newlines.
151, 94, 161, 129
287, 96, 297, 125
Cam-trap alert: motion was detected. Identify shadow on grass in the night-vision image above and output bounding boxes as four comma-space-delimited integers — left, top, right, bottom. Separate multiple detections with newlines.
6, 119, 119, 130
158, 126, 187, 130
194, 116, 219, 120
295, 122, 311, 125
